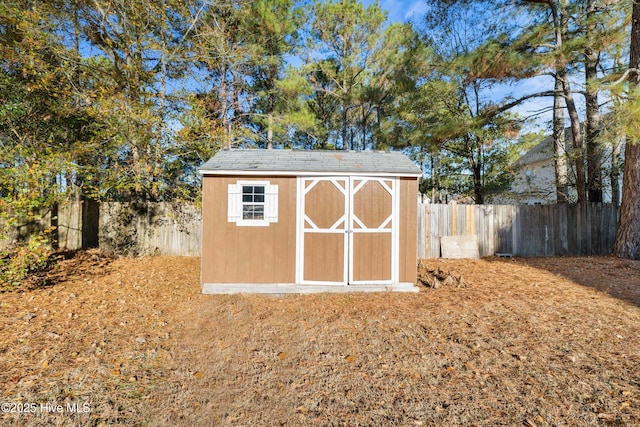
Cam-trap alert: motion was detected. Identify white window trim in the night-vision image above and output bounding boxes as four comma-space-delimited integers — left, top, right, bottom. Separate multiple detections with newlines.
228, 180, 278, 227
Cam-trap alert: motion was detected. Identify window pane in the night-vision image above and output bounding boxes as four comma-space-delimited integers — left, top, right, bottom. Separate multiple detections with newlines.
242, 204, 264, 220
240, 184, 266, 221
242, 205, 252, 219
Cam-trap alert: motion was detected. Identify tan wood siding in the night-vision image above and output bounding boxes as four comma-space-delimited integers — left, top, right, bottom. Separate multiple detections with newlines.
304, 180, 345, 229
351, 178, 394, 282
352, 179, 392, 229
303, 233, 344, 282
399, 178, 418, 283
352, 233, 392, 281
201, 175, 296, 284
301, 178, 347, 283
202, 173, 419, 288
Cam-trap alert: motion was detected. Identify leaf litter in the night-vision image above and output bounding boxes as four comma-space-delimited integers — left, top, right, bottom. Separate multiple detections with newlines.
0, 251, 639, 426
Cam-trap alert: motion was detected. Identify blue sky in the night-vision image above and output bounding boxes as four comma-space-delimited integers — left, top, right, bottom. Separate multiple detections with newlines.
396, 0, 560, 132
360, 0, 430, 24
364, 0, 557, 133
378, 0, 429, 22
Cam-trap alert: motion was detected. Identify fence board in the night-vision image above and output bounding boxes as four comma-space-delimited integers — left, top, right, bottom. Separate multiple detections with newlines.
417, 204, 427, 259
3, 201, 621, 259
419, 203, 619, 259
1, 202, 202, 256
100, 202, 201, 256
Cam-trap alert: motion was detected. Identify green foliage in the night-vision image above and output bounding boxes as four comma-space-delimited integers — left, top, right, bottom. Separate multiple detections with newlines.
620, 86, 640, 143
0, 0, 635, 237
0, 1, 98, 235
415, 118, 529, 203
407, 3, 534, 203
0, 231, 53, 292
243, 0, 306, 147
307, 0, 387, 149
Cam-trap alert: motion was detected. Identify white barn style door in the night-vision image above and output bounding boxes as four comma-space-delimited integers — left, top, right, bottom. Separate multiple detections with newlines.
297, 176, 398, 286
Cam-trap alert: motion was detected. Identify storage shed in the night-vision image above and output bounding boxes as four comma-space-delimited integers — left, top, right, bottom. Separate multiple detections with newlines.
199, 149, 421, 294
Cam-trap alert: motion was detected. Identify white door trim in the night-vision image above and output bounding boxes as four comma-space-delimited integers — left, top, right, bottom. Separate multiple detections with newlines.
348, 176, 398, 285
296, 176, 399, 286
297, 177, 349, 286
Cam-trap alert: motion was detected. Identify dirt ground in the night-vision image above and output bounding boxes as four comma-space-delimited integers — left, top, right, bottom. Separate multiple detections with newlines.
0, 252, 639, 426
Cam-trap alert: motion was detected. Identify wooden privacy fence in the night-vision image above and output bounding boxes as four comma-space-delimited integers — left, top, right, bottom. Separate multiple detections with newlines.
417, 202, 620, 258
2, 201, 202, 256
4, 201, 620, 259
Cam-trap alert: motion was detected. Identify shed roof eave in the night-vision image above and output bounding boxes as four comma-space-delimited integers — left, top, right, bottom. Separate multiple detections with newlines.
198, 169, 422, 178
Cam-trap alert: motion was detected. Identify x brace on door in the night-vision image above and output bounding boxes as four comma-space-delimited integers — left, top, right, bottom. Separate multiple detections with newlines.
296, 176, 399, 286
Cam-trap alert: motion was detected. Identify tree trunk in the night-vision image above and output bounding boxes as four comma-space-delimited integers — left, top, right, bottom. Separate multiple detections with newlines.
612, 0, 640, 259
220, 76, 230, 149
473, 142, 484, 204
72, 7, 83, 202
585, 0, 603, 203
553, 74, 569, 203
613, 142, 640, 258
361, 108, 367, 151
473, 164, 483, 204
552, 0, 569, 204
342, 96, 348, 150
267, 113, 273, 149
430, 151, 436, 203
560, 75, 587, 204
611, 135, 622, 206
551, 0, 586, 203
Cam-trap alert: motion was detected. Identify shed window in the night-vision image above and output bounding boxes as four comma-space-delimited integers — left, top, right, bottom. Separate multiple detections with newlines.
228, 181, 278, 226
242, 185, 265, 220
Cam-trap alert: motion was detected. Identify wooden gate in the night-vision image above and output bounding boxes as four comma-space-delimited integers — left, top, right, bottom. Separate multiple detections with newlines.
297, 176, 398, 285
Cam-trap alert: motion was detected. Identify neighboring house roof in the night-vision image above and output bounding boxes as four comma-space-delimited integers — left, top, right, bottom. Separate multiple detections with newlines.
199, 149, 422, 177
514, 126, 582, 167
515, 136, 555, 167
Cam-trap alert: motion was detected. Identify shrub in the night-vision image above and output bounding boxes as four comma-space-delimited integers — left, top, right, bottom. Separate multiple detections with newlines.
0, 230, 53, 292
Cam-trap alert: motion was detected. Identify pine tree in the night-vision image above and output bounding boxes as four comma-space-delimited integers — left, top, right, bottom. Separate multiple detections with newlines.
612, 1, 640, 259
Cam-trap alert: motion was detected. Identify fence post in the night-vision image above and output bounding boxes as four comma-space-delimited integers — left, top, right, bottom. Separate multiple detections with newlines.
81, 199, 100, 249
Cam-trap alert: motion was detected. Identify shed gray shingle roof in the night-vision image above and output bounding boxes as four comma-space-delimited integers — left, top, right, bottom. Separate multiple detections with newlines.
199, 149, 422, 176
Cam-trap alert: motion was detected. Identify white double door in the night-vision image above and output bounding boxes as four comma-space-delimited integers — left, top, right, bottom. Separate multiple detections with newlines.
297, 176, 399, 285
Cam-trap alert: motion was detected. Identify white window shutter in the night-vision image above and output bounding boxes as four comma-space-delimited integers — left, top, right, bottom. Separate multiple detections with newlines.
228, 184, 241, 222
265, 184, 278, 223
